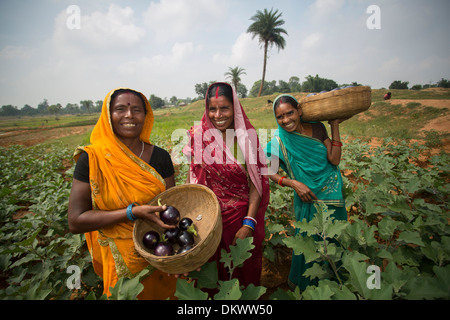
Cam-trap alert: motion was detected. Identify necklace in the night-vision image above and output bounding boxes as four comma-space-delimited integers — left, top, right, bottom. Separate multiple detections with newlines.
138, 140, 144, 158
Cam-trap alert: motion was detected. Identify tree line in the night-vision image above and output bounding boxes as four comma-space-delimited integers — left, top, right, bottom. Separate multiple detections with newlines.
1, 75, 449, 118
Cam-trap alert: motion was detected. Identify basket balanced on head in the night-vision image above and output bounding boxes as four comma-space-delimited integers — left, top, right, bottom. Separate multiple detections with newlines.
300, 86, 372, 122
133, 184, 222, 275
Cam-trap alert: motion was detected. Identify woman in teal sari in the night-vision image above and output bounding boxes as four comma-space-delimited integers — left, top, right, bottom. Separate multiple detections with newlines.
265, 94, 347, 291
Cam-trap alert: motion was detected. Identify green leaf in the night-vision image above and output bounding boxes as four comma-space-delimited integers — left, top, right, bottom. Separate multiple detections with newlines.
377, 216, 403, 241
175, 278, 209, 300
432, 265, 450, 299
269, 286, 302, 300
188, 261, 218, 289
344, 250, 370, 262
343, 258, 393, 300
14, 227, 42, 248
283, 235, 320, 263
267, 223, 284, 234
220, 237, 255, 275
293, 219, 319, 236
23, 282, 52, 300
404, 275, 448, 300
326, 220, 348, 238
397, 230, 425, 247
302, 263, 330, 280
240, 283, 267, 300
108, 269, 149, 300
303, 283, 334, 300
214, 279, 242, 300
326, 282, 357, 300
383, 262, 410, 294
342, 258, 369, 296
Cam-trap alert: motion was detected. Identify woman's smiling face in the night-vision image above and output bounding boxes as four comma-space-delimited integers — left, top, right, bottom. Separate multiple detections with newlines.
275, 102, 302, 133
110, 92, 146, 141
208, 95, 234, 133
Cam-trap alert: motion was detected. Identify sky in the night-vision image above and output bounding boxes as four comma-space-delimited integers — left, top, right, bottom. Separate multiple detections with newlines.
0, 0, 449, 108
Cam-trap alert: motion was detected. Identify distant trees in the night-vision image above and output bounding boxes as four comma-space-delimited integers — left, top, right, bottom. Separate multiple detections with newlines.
437, 78, 450, 88
248, 74, 343, 97
149, 94, 164, 109
48, 104, 62, 119
0, 105, 20, 117
194, 80, 248, 99
224, 66, 246, 92
2, 76, 450, 117
301, 75, 339, 93
389, 80, 409, 90
194, 82, 213, 99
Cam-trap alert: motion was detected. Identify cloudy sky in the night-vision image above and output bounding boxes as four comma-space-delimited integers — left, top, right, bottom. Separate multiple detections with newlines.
0, 0, 449, 108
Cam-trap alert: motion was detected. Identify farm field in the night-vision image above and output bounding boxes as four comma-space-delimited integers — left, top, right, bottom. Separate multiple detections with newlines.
0, 88, 449, 300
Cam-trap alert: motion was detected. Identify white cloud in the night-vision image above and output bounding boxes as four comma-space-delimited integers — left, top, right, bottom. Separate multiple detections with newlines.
53, 4, 146, 54
301, 32, 323, 50
213, 33, 260, 67
0, 45, 31, 59
118, 42, 202, 76
307, 0, 346, 22
142, 0, 225, 42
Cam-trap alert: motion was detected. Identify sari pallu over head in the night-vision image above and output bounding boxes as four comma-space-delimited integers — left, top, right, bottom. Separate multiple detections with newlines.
73, 88, 175, 298
182, 82, 270, 285
265, 94, 345, 221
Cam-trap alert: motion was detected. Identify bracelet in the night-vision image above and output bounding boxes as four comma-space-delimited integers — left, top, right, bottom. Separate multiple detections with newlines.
278, 176, 287, 186
244, 216, 257, 225
332, 140, 343, 147
126, 202, 139, 221
242, 219, 255, 231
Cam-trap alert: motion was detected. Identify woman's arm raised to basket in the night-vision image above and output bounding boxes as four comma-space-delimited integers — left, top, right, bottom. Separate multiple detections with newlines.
325, 119, 346, 166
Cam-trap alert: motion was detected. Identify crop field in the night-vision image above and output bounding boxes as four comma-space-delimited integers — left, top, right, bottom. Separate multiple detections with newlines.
0, 88, 449, 300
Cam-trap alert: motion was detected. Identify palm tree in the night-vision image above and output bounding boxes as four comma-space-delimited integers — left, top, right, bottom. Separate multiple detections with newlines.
247, 8, 288, 97
224, 66, 247, 92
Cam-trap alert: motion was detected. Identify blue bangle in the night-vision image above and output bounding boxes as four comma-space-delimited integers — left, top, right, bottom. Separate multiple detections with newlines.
242, 219, 255, 231
126, 203, 138, 221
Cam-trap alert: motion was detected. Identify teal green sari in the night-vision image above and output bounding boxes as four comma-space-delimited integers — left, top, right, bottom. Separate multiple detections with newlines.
265, 123, 347, 291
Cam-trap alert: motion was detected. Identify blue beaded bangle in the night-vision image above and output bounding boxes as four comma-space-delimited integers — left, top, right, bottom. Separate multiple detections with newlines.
242, 219, 255, 231
126, 203, 138, 221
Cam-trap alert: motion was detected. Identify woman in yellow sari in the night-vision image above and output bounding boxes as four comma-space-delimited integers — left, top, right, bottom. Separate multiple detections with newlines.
68, 88, 177, 299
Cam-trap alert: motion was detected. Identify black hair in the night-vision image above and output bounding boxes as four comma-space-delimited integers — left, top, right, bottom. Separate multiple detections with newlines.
273, 95, 299, 111
110, 89, 147, 114
206, 83, 234, 106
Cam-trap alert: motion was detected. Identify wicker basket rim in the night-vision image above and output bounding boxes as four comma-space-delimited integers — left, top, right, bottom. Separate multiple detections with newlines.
299, 86, 371, 104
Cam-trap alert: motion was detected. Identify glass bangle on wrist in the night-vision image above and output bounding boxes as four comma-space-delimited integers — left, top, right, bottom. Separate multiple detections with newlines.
278, 176, 287, 186
126, 202, 139, 221
242, 219, 255, 231
332, 140, 343, 147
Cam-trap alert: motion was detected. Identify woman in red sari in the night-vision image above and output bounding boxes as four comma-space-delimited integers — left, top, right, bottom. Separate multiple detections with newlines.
183, 82, 269, 287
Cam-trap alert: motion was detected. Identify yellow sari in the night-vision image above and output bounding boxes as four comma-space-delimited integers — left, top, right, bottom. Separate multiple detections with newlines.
74, 88, 176, 299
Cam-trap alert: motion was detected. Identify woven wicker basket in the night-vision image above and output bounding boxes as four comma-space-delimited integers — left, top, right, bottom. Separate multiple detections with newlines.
133, 184, 222, 275
300, 86, 372, 121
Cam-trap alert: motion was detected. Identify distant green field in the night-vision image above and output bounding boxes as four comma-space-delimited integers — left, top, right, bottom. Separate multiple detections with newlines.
152, 88, 450, 144
1, 88, 449, 150
0, 113, 99, 130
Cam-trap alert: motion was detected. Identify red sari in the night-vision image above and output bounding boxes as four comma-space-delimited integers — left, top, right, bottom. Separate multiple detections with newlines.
183, 83, 270, 287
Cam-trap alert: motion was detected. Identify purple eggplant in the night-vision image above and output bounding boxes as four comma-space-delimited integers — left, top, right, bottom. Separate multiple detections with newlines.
158, 198, 180, 225
179, 217, 198, 236
154, 242, 174, 256
142, 231, 160, 250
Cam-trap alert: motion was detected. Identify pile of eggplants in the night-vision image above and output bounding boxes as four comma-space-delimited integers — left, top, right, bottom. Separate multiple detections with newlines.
142, 202, 198, 256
